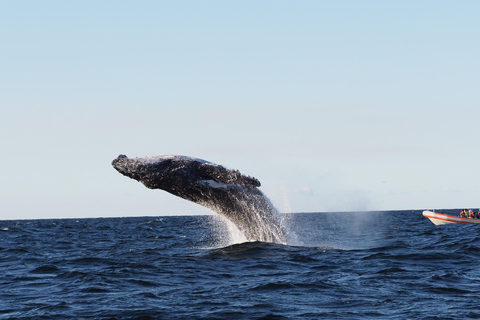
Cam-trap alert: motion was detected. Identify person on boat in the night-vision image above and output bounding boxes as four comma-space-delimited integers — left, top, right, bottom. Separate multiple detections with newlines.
469, 209, 475, 219
477, 210, 480, 219
460, 209, 467, 218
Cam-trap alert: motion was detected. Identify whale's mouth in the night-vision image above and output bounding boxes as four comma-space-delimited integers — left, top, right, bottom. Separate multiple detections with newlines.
111, 154, 131, 175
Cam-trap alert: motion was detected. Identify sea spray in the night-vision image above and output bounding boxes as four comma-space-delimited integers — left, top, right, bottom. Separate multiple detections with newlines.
200, 209, 302, 248
283, 211, 388, 250
279, 212, 303, 246
211, 214, 248, 246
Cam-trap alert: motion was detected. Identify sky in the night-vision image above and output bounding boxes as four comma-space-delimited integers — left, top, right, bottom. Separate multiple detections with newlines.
1, 1, 480, 220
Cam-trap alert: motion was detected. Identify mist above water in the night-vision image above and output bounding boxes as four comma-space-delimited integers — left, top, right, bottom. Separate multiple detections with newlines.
200, 187, 381, 249
204, 209, 388, 251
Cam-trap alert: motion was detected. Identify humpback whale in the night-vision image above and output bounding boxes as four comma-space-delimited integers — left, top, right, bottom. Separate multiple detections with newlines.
112, 154, 285, 243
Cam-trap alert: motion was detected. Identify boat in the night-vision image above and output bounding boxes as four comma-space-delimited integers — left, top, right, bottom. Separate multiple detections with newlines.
422, 210, 480, 225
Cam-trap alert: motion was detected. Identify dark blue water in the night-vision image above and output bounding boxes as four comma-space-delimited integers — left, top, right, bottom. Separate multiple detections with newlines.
1, 210, 480, 319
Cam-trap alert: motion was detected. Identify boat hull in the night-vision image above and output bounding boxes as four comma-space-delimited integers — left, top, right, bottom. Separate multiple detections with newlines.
422, 210, 480, 225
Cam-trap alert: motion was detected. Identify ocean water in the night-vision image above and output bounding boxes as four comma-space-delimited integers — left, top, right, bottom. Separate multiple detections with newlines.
1, 209, 480, 320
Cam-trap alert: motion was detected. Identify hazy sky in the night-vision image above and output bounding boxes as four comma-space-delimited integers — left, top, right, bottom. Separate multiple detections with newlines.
2, 1, 479, 220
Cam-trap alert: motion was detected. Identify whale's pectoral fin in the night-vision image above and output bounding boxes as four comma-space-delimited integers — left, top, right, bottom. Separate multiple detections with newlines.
196, 162, 261, 187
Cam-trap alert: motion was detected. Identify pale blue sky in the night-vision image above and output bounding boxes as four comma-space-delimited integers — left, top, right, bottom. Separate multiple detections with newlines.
1, 1, 479, 220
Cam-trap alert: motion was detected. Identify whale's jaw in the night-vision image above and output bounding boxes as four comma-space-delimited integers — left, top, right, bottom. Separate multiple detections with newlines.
112, 154, 286, 243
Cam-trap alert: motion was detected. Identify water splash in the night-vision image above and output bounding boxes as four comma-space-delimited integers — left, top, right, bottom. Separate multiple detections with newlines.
203, 206, 302, 248
207, 215, 248, 247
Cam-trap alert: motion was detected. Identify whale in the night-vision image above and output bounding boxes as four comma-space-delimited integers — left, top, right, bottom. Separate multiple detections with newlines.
112, 154, 285, 243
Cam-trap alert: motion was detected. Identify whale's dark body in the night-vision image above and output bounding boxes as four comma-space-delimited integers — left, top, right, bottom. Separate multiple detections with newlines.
112, 155, 285, 243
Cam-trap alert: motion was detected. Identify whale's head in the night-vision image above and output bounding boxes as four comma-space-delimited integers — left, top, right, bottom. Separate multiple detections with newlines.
112, 154, 190, 190
112, 154, 261, 191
